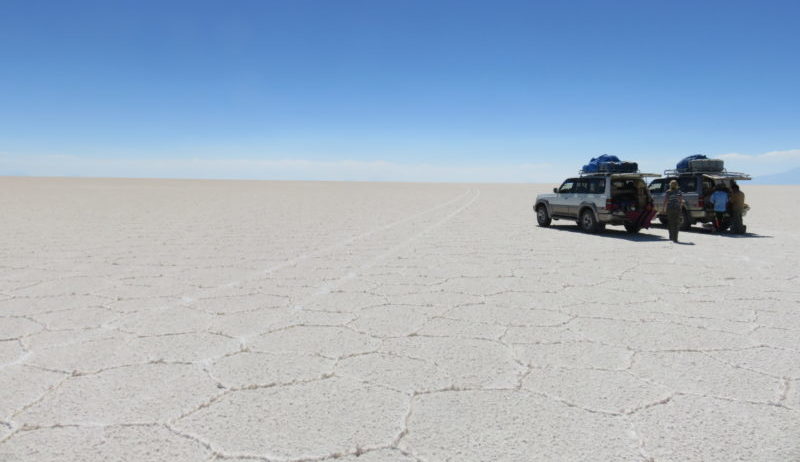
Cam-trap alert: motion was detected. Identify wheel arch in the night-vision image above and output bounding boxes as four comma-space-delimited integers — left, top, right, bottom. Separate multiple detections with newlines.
534, 200, 551, 214
578, 202, 599, 221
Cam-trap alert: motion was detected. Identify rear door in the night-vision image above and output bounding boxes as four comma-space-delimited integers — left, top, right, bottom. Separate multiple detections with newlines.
571, 177, 605, 214
588, 177, 607, 208
571, 178, 591, 216
648, 179, 667, 213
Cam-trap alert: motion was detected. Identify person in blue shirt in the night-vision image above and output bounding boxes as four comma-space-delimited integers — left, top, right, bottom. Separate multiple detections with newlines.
708, 184, 729, 232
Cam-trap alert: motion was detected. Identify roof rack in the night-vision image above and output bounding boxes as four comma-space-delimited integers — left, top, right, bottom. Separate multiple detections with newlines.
702, 172, 752, 181
663, 169, 752, 180
578, 171, 660, 177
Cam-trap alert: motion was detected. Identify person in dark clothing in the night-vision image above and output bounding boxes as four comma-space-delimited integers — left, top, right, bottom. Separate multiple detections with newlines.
663, 180, 684, 243
729, 183, 746, 234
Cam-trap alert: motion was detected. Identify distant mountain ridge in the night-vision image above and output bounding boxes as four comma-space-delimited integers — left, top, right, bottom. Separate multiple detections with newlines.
751, 167, 800, 185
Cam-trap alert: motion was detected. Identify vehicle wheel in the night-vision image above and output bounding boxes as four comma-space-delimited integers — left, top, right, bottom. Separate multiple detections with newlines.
658, 217, 668, 225
579, 209, 599, 233
679, 209, 692, 230
624, 223, 641, 233
536, 205, 551, 227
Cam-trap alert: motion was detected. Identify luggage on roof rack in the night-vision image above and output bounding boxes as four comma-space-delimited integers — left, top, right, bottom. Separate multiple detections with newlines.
676, 154, 707, 172
599, 161, 638, 173
581, 154, 637, 173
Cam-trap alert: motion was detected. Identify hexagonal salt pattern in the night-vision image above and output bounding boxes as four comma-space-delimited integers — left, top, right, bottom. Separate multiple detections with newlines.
0, 425, 211, 462
630, 395, 800, 461
1, 178, 798, 461
0, 317, 42, 341
0, 340, 25, 366
174, 377, 408, 459
522, 367, 672, 414
209, 351, 335, 388
0, 365, 67, 419
14, 364, 220, 426
401, 390, 642, 461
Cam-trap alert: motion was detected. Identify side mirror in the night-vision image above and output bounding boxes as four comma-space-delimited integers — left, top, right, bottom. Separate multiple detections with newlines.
553, 187, 558, 193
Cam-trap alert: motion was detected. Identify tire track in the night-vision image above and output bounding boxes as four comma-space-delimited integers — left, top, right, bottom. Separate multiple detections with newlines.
188, 187, 475, 299
306, 189, 481, 298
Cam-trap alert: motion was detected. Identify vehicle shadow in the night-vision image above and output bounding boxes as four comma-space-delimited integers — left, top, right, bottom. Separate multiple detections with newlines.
650, 224, 773, 239
546, 224, 669, 242
713, 232, 773, 239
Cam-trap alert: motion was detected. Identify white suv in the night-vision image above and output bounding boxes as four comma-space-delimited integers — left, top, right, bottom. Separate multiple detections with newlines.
534, 173, 659, 233
649, 171, 751, 231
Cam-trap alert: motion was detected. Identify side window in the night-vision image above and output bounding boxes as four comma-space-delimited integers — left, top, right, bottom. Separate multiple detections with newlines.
680, 177, 697, 192
558, 180, 575, 194
648, 180, 665, 193
575, 180, 589, 194
590, 178, 606, 194
701, 179, 713, 195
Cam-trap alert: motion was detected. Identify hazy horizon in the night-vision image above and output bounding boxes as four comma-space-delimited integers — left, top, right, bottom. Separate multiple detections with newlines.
2, 150, 799, 184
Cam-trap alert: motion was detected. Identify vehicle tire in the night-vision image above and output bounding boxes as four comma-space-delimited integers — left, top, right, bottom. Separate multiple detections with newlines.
658, 217, 668, 225
624, 223, 641, 234
579, 209, 599, 233
536, 205, 551, 227
679, 209, 692, 230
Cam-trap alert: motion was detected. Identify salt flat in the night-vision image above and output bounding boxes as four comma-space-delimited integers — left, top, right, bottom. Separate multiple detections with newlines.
0, 177, 798, 462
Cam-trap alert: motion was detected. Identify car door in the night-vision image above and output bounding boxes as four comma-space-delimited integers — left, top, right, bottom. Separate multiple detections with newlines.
553, 179, 576, 216
571, 178, 591, 217
588, 177, 606, 208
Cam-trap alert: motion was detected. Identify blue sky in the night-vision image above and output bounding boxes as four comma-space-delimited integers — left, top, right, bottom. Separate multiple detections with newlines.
1, 0, 798, 182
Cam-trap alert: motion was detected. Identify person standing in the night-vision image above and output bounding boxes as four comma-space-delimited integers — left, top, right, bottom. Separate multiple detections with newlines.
729, 183, 746, 234
709, 184, 729, 232
663, 180, 684, 243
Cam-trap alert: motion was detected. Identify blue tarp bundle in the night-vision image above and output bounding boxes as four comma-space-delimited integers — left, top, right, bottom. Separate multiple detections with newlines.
581, 154, 637, 173
582, 154, 620, 173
